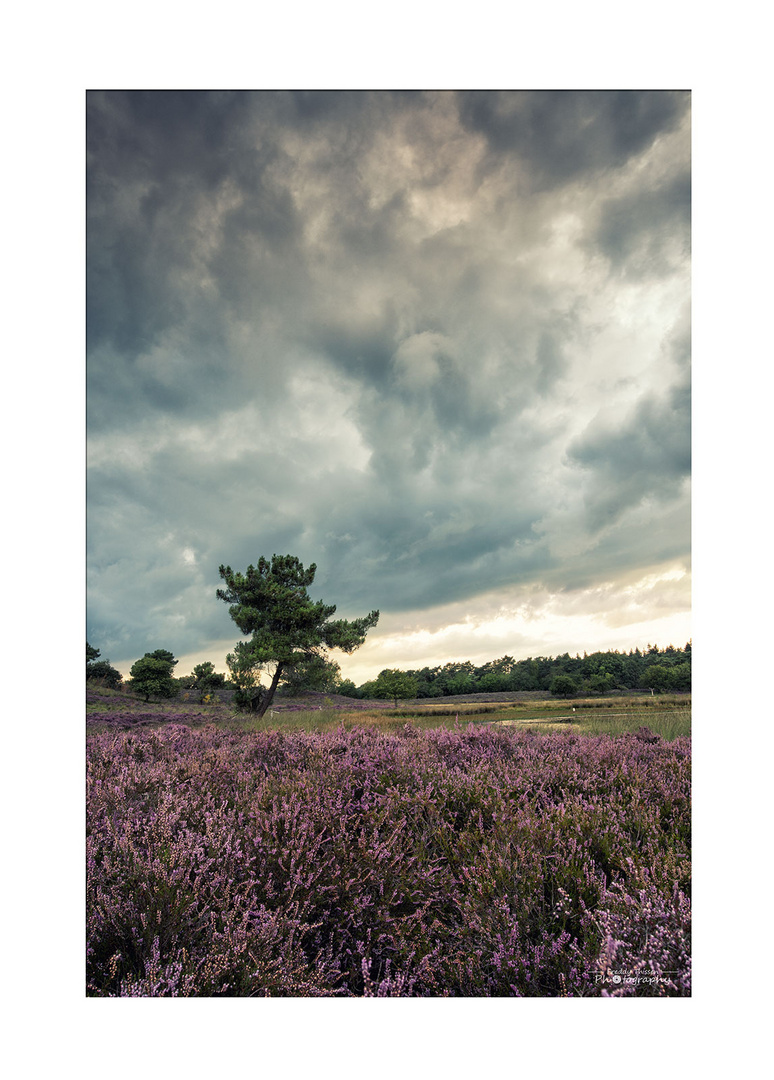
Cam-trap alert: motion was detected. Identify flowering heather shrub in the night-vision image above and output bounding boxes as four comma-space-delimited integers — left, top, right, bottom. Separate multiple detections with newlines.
86, 724, 690, 996
86, 711, 213, 728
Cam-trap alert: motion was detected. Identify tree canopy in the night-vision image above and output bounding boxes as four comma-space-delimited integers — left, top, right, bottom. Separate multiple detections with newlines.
129, 650, 178, 702
550, 674, 579, 698
346, 643, 691, 699
280, 654, 343, 696
372, 668, 419, 707
86, 642, 122, 688
191, 661, 226, 703
217, 554, 379, 715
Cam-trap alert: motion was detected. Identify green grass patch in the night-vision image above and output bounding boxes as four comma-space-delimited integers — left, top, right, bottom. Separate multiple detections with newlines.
220, 699, 690, 741
572, 707, 691, 740
87, 688, 690, 741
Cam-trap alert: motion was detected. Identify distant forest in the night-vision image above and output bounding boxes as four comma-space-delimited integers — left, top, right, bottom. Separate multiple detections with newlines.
349, 642, 692, 699
88, 641, 692, 701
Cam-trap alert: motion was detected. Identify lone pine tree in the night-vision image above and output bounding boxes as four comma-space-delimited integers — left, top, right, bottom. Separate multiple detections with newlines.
217, 554, 379, 716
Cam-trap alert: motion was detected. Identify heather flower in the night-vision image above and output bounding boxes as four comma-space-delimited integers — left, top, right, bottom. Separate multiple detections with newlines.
87, 724, 690, 996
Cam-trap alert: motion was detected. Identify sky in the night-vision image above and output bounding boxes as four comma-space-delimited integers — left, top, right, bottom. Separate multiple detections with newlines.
86, 89, 691, 684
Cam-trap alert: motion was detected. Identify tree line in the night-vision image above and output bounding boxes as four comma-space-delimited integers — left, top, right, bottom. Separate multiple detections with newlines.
87, 552, 690, 708
87, 644, 227, 703
88, 638, 691, 706
354, 642, 691, 702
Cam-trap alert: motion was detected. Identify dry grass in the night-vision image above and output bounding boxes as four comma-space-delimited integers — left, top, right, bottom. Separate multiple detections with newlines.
87, 684, 690, 741
221, 695, 690, 741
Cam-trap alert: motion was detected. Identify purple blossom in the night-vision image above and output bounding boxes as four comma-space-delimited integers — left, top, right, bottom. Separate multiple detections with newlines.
87, 724, 690, 996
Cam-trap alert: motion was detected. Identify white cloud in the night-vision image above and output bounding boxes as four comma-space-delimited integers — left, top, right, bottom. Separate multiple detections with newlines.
338, 559, 691, 683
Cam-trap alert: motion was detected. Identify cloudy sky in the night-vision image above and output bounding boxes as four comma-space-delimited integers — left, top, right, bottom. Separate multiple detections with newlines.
86, 89, 691, 683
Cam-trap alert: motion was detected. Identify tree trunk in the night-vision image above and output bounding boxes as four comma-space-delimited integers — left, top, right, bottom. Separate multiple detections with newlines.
255, 662, 284, 718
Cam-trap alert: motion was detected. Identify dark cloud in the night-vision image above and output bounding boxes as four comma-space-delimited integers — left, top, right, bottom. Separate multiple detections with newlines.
457, 90, 689, 190
567, 375, 691, 532
594, 171, 691, 277
87, 91, 297, 375
86, 90, 691, 672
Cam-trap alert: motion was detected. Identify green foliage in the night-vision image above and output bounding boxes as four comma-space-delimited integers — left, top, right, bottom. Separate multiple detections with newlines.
218, 554, 379, 716
145, 649, 178, 668
87, 643, 122, 687
190, 661, 226, 703
549, 675, 579, 698
356, 643, 691, 698
225, 642, 267, 712
666, 662, 691, 691
280, 655, 342, 695
643, 663, 691, 693
587, 671, 616, 694
86, 660, 123, 689
643, 665, 671, 692
372, 668, 419, 707
128, 651, 179, 702
578, 707, 691, 740
436, 661, 476, 696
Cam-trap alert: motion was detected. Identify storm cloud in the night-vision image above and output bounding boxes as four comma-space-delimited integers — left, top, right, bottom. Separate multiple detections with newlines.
86, 90, 691, 678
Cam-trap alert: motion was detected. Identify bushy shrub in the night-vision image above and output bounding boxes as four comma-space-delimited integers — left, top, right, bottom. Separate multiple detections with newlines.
87, 724, 690, 997
550, 675, 578, 698
190, 662, 226, 703
86, 660, 123, 688
128, 650, 179, 702
87, 643, 123, 688
372, 668, 418, 706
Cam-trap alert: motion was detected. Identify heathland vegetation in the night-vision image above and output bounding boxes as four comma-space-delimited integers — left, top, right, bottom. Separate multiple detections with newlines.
86, 552, 691, 997
86, 715, 690, 996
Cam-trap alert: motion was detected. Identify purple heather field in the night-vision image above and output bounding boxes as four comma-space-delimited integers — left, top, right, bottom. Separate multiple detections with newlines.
86, 720, 690, 996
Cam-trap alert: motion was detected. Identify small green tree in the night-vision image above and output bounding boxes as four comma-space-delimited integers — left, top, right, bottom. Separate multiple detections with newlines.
191, 661, 226, 703
225, 642, 266, 712
145, 648, 178, 668
643, 664, 671, 693
588, 671, 615, 694
217, 554, 379, 716
128, 651, 178, 702
86, 660, 123, 689
372, 668, 419, 707
550, 674, 578, 698
86, 643, 122, 687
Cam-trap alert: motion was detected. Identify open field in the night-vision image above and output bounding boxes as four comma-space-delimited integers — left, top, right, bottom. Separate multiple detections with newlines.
87, 687, 690, 740
86, 687, 690, 997
87, 720, 690, 997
